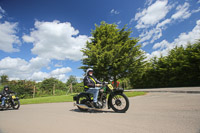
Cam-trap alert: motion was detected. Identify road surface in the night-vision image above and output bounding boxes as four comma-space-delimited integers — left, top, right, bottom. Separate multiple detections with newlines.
0, 87, 200, 133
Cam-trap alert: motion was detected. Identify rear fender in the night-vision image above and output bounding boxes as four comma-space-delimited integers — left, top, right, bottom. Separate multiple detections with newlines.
74, 92, 91, 101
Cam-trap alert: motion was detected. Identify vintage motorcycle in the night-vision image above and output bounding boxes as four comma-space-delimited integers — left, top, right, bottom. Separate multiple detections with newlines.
73, 82, 129, 113
0, 93, 20, 110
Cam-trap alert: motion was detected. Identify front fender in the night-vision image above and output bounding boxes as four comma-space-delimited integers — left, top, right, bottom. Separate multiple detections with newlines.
113, 88, 124, 93
14, 98, 19, 101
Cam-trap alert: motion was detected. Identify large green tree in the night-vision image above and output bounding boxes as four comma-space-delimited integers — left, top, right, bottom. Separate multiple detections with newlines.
80, 21, 146, 87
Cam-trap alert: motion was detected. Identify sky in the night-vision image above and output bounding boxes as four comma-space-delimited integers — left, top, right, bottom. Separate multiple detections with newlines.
0, 0, 200, 82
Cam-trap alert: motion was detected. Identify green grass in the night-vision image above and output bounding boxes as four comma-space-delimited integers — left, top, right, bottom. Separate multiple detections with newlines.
124, 91, 146, 97
20, 91, 146, 105
20, 94, 75, 105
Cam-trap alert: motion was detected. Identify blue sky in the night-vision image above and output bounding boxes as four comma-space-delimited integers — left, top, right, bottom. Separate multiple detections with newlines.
0, 0, 200, 82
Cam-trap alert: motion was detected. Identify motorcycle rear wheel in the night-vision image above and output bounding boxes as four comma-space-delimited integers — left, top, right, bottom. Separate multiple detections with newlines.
110, 93, 129, 113
76, 94, 89, 112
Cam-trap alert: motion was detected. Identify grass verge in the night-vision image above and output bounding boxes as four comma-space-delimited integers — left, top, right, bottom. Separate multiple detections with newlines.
20, 91, 146, 105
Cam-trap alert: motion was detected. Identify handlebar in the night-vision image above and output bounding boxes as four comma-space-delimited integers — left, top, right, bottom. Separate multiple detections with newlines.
103, 82, 109, 85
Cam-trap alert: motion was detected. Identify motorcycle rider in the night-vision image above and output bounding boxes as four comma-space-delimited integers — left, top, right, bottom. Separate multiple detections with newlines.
0, 85, 14, 107
83, 68, 102, 108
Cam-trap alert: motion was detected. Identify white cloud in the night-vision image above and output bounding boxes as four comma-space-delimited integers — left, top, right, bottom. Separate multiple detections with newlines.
0, 57, 50, 81
156, 19, 171, 29
135, 0, 175, 45
54, 64, 63, 67
30, 67, 72, 82
135, 0, 171, 29
0, 57, 28, 70
31, 72, 49, 81
117, 21, 121, 25
0, 56, 72, 82
110, 9, 120, 15
171, 2, 191, 20
135, 1, 199, 46
22, 35, 35, 43
148, 19, 200, 59
148, 49, 168, 59
139, 27, 162, 45
145, 0, 154, 6
23, 20, 90, 61
172, 20, 200, 47
0, 6, 5, 19
50, 67, 72, 75
0, 21, 21, 52
28, 57, 50, 70
153, 40, 169, 50
192, 7, 200, 14
0, 7, 21, 52
0, 6, 5, 13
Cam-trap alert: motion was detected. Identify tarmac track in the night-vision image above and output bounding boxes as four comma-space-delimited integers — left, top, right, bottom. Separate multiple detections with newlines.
0, 87, 200, 133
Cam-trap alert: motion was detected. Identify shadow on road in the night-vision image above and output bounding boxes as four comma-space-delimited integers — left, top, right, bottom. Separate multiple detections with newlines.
0, 108, 19, 112
70, 108, 117, 114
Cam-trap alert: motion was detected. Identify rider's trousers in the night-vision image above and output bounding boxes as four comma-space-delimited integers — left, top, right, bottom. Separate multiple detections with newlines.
1, 97, 6, 106
86, 87, 100, 103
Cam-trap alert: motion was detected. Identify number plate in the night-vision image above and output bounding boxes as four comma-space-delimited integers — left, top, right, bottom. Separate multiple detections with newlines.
12, 96, 16, 99
108, 84, 114, 90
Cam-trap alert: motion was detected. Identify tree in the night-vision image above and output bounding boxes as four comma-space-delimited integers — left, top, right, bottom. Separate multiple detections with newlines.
40, 77, 67, 95
132, 40, 200, 88
0, 75, 9, 85
8, 80, 36, 98
80, 21, 146, 87
66, 75, 78, 86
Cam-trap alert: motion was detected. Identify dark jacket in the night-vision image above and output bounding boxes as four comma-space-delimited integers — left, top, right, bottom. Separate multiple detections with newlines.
0, 88, 14, 97
83, 75, 101, 91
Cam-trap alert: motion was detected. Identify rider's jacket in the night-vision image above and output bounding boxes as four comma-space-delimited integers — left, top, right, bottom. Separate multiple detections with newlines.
83, 75, 101, 91
0, 89, 14, 97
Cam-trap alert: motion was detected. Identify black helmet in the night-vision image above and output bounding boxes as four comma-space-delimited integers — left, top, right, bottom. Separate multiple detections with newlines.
4, 85, 9, 90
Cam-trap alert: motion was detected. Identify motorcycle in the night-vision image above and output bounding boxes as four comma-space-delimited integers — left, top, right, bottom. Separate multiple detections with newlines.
0, 93, 20, 110
73, 82, 129, 113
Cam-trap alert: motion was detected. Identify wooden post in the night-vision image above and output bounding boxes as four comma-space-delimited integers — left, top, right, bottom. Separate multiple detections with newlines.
33, 86, 36, 98
70, 83, 73, 93
53, 84, 55, 96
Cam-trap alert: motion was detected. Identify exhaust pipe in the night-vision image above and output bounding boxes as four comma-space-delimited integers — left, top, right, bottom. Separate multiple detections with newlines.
74, 103, 91, 109
74, 103, 102, 110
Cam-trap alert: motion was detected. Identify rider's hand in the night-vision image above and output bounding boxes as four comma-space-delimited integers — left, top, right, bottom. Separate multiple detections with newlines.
95, 84, 102, 87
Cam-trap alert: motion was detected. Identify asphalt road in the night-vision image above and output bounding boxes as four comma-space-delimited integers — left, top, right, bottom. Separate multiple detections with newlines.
0, 87, 200, 133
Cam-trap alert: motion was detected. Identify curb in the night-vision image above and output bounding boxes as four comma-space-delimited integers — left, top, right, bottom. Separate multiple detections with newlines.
125, 90, 200, 94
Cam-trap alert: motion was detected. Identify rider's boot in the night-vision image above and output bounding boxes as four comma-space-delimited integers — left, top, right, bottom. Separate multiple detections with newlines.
93, 102, 100, 108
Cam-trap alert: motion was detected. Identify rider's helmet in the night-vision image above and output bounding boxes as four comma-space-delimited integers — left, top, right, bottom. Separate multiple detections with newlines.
86, 68, 93, 76
4, 85, 9, 90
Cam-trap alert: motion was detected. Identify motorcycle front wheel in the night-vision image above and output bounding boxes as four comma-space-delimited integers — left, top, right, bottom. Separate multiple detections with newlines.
12, 100, 20, 109
110, 93, 129, 113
